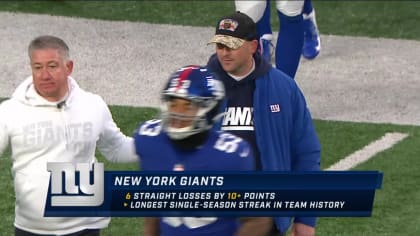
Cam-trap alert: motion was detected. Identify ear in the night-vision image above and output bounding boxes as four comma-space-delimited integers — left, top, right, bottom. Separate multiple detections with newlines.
250, 39, 259, 54
66, 60, 74, 75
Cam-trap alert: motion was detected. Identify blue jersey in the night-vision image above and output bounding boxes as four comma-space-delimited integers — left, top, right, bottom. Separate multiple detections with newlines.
134, 119, 255, 236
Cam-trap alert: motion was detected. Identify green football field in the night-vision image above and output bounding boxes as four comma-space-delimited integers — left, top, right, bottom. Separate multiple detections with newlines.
1, 1, 420, 235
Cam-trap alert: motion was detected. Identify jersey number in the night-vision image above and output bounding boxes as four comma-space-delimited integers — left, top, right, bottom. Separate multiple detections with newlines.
214, 133, 241, 153
138, 119, 162, 137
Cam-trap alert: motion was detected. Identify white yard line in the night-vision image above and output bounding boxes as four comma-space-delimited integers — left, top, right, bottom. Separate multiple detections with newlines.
326, 132, 408, 171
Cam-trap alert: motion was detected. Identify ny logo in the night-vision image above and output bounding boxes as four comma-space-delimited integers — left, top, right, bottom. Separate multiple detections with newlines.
270, 104, 280, 113
47, 162, 104, 206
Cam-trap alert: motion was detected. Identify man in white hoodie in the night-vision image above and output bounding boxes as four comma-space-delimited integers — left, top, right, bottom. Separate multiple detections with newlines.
0, 35, 138, 236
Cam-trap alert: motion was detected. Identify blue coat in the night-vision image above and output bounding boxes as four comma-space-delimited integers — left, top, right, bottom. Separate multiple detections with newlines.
208, 53, 321, 233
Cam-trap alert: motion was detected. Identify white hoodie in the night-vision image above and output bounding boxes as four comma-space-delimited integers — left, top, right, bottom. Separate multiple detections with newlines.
0, 76, 138, 235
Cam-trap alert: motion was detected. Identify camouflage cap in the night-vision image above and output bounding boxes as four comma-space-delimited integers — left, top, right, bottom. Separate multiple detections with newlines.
208, 11, 257, 49
208, 35, 245, 50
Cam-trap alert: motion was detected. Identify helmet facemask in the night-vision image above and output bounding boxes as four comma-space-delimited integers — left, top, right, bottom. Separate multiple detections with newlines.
161, 96, 219, 140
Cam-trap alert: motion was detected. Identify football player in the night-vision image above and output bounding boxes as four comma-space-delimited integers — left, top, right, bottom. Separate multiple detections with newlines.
235, 0, 321, 78
134, 65, 271, 236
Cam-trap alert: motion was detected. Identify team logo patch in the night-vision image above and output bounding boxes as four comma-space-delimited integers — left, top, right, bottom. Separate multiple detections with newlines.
270, 104, 280, 113
219, 19, 239, 32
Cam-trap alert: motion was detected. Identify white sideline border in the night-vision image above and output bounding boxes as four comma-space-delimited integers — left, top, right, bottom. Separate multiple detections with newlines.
326, 132, 408, 171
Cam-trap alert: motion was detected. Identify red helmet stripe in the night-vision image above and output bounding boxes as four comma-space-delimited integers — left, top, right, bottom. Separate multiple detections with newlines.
176, 66, 195, 90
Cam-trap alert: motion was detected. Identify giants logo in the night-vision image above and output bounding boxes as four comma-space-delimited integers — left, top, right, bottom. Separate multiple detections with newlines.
221, 107, 253, 131
47, 162, 104, 207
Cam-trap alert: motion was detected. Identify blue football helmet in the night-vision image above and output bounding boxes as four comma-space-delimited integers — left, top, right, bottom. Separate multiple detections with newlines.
161, 65, 225, 140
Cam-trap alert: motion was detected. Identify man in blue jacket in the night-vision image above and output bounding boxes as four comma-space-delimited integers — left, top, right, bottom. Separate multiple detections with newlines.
207, 11, 321, 236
